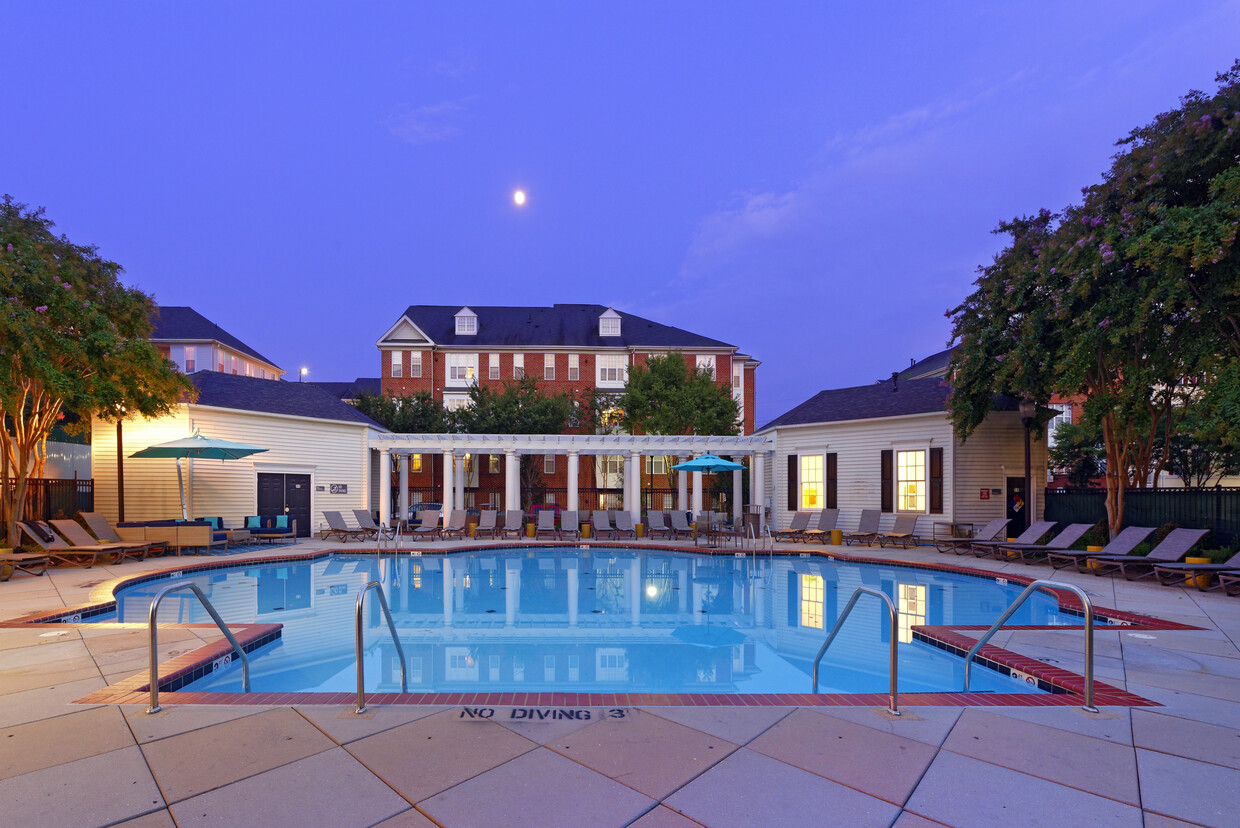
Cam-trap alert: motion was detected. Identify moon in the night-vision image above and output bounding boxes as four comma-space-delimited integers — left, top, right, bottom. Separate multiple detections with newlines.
513, 189, 526, 206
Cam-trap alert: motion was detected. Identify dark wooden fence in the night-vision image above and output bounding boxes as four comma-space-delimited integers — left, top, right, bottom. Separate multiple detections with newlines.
1045, 487, 1240, 545
2, 478, 95, 525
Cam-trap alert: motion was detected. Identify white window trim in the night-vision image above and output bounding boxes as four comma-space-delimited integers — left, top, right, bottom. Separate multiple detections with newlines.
596, 353, 627, 387
488, 353, 500, 380
544, 353, 555, 381
455, 313, 478, 335
391, 351, 403, 378
512, 353, 525, 380
544, 454, 556, 474
410, 352, 422, 378
893, 444, 931, 514
568, 353, 579, 381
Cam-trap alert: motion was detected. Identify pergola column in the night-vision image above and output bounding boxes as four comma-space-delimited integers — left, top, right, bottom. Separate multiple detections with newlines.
453, 451, 465, 514
626, 450, 641, 520
692, 470, 703, 516
441, 451, 453, 513
753, 451, 767, 532
397, 454, 409, 528
505, 449, 519, 511
378, 449, 392, 528
677, 455, 688, 513
566, 451, 580, 512
731, 456, 743, 525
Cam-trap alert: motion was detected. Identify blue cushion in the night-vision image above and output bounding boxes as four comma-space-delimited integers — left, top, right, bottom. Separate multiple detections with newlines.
275, 515, 289, 529
246, 516, 261, 529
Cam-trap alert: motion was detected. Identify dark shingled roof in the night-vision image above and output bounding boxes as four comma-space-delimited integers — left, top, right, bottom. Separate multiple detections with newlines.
191, 372, 385, 429
152, 306, 280, 370
898, 345, 957, 380
309, 378, 381, 401
398, 304, 735, 350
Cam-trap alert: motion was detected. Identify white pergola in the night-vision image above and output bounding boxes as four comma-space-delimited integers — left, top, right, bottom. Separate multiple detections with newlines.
368, 432, 776, 526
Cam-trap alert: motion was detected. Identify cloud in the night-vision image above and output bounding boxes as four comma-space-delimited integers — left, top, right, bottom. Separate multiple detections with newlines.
384, 97, 477, 145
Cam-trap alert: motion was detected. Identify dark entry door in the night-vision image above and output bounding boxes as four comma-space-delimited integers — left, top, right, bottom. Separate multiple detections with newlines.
1005, 475, 1029, 532
257, 473, 312, 537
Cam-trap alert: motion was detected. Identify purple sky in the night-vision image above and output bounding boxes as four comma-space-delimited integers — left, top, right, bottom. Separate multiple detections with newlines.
5, 3, 1238, 425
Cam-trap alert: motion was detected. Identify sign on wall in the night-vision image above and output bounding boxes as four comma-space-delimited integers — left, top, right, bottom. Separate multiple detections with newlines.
330, 484, 348, 494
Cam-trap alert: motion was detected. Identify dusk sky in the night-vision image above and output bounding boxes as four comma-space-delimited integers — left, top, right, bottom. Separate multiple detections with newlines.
6, 3, 1239, 425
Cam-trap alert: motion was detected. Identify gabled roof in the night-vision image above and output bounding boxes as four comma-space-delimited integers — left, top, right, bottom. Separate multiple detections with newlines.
898, 345, 957, 380
384, 304, 735, 350
151, 306, 281, 370
309, 378, 381, 401
190, 372, 385, 429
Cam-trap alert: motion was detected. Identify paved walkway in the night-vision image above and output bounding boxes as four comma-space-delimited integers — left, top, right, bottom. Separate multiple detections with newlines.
1, 537, 1237, 827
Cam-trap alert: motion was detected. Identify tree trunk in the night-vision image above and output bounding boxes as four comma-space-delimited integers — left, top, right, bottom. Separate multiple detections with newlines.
1100, 413, 1126, 538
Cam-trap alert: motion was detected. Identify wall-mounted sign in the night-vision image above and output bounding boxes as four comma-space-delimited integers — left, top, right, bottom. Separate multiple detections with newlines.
979, 488, 990, 500
315, 485, 326, 492
330, 484, 348, 494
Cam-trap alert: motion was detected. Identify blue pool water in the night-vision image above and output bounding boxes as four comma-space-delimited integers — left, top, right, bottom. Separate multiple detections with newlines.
108, 549, 1083, 696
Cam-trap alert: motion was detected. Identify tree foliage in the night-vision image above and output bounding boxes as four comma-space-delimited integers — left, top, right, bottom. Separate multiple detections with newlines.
0, 197, 193, 544
354, 390, 449, 433
948, 63, 1240, 534
618, 352, 739, 437
1048, 420, 1105, 489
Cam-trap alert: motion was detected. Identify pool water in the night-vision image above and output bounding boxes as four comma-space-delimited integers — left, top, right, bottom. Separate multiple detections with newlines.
110, 549, 1078, 696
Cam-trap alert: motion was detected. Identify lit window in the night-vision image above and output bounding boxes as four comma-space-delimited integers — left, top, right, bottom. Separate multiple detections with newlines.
245, 363, 253, 377
800, 455, 823, 510
800, 574, 824, 629
489, 454, 500, 474
231, 355, 238, 375
597, 354, 627, 385
599, 404, 624, 430
411, 454, 422, 473
184, 346, 196, 373
897, 450, 927, 512
391, 352, 402, 378
446, 354, 478, 384
898, 583, 926, 643
410, 353, 422, 378
444, 393, 471, 411
544, 354, 555, 381
696, 355, 716, 378
512, 353, 524, 380
544, 455, 555, 474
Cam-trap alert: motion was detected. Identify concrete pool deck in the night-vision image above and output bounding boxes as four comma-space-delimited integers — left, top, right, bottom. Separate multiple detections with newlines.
1, 537, 1237, 827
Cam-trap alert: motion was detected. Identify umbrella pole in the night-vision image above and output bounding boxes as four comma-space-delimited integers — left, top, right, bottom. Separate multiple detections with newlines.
177, 457, 187, 520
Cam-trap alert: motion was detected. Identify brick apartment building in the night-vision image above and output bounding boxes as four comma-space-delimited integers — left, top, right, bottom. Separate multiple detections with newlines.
375, 304, 760, 511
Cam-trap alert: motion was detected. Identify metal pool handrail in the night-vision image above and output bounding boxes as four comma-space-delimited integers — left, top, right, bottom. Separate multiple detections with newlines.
147, 579, 250, 714
812, 586, 900, 716
962, 579, 1097, 712
355, 580, 408, 714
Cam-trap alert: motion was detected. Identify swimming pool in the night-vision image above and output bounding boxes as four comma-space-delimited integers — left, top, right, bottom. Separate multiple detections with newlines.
104, 548, 1094, 697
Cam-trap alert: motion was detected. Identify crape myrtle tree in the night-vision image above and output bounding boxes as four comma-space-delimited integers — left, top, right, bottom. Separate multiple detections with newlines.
948, 63, 1240, 536
0, 197, 193, 545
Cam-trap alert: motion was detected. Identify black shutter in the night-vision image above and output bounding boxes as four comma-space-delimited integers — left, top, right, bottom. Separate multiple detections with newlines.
787, 454, 798, 511
880, 450, 893, 513
929, 447, 944, 514
826, 453, 838, 510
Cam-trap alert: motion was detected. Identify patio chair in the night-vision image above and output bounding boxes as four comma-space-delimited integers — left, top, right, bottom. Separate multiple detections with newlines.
440, 509, 469, 540
0, 552, 49, 581
1219, 572, 1240, 597
560, 510, 582, 541
1086, 528, 1210, 580
499, 509, 524, 540
322, 511, 365, 543
614, 511, 638, 540
772, 512, 811, 543
799, 509, 840, 544
353, 510, 396, 541
1045, 526, 1156, 572
969, 520, 1055, 558
18, 521, 118, 568
877, 514, 921, 549
534, 509, 560, 540
991, 522, 1095, 563
591, 510, 617, 540
646, 511, 673, 539
1153, 549, 1240, 591
934, 518, 1009, 554
669, 510, 694, 540
842, 510, 882, 546
80, 511, 168, 557
477, 509, 499, 539
51, 519, 151, 563
410, 509, 442, 541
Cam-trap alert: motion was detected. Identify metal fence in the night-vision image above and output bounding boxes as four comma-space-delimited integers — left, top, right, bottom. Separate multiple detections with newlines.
390, 485, 732, 515
2, 478, 95, 524
1045, 487, 1240, 545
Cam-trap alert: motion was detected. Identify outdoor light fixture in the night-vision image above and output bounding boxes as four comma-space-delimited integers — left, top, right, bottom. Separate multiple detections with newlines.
299, 367, 308, 382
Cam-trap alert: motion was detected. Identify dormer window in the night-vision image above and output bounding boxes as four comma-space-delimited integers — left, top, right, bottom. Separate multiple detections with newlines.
455, 307, 478, 335
599, 308, 621, 337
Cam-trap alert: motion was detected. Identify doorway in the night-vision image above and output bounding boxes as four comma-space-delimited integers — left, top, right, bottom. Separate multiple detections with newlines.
1005, 475, 1029, 532
257, 473, 312, 538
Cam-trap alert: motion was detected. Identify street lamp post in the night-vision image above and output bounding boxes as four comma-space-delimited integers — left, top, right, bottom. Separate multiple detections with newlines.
116, 405, 126, 523
1019, 397, 1036, 532
299, 367, 308, 383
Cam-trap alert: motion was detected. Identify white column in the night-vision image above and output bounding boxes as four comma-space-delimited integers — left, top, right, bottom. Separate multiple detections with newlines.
398, 455, 409, 529
626, 450, 640, 521
732, 456, 743, 524
505, 449, 519, 511
566, 451, 580, 512
677, 455, 688, 512
379, 449, 392, 529
441, 451, 453, 513
692, 471, 703, 516
453, 451, 465, 514
753, 451, 767, 532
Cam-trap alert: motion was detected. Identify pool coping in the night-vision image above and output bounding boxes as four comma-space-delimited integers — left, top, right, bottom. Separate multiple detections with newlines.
4, 541, 1197, 709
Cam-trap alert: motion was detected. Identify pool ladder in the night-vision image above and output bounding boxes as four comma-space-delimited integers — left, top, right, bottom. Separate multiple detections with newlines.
146, 580, 250, 714
355, 580, 407, 713
811, 587, 900, 716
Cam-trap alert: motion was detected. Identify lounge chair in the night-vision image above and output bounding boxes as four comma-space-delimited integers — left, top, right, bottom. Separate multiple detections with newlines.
499, 510, 524, 540
800, 509, 840, 544
322, 510, 365, 543
353, 510, 396, 541
614, 511, 638, 540
51, 519, 150, 562
669, 510, 694, 539
591, 510, 617, 540
410, 509, 442, 541
477, 509, 499, 539
877, 514, 921, 549
18, 521, 118, 567
646, 511, 672, 539
1086, 528, 1210, 580
934, 518, 1009, 554
1046, 526, 1156, 572
1219, 572, 1240, 597
534, 509, 560, 540
1154, 549, 1240, 591
772, 512, 811, 543
969, 520, 1055, 558
842, 510, 882, 546
80, 511, 168, 557
560, 510, 582, 541
991, 522, 1095, 563
0, 552, 49, 581
440, 509, 469, 540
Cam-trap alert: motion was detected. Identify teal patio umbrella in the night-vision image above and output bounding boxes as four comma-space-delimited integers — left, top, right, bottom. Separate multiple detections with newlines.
130, 431, 269, 519
670, 454, 745, 473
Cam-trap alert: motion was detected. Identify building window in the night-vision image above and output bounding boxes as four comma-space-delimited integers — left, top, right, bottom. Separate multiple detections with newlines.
597, 354, 626, 385
663, 494, 673, 510
800, 574, 824, 629
218, 354, 224, 371
512, 353, 524, 380
544, 492, 556, 505
544, 455, 556, 474
1046, 403, 1073, 447
544, 354, 555, 381
410, 454, 422, 473
696, 355, 716, 378
897, 450, 927, 512
568, 354, 579, 381
446, 354, 478, 384
897, 583, 926, 643
800, 455, 823, 510
488, 491, 501, 509
644, 455, 667, 476
455, 311, 477, 335
599, 313, 621, 337
231, 355, 239, 375
410, 353, 422, 378
245, 363, 254, 377
444, 393, 471, 411
488, 354, 500, 380
391, 352, 402, 378
489, 454, 500, 474
184, 346, 196, 373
